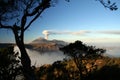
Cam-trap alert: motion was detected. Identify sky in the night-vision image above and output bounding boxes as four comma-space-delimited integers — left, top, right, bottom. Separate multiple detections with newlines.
0, 0, 120, 44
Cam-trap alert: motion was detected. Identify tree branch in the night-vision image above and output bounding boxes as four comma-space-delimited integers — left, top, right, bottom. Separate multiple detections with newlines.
21, 10, 27, 29
98, 0, 118, 10
27, 0, 50, 16
99, 0, 108, 8
0, 22, 13, 30
24, 8, 45, 31
23, 0, 51, 31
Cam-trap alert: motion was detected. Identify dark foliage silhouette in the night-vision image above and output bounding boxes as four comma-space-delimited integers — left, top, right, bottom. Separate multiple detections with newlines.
0, 47, 22, 80
86, 65, 120, 80
60, 40, 106, 80
37, 60, 78, 80
98, 0, 118, 11
37, 57, 120, 80
0, 0, 52, 79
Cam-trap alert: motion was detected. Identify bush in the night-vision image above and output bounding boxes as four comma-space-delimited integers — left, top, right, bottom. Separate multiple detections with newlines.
0, 46, 22, 80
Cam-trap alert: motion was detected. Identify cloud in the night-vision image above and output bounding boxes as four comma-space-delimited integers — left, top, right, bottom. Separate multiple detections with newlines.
69, 30, 90, 35
98, 30, 120, 35
42, 30, 120, 36
42, 30, 90, 36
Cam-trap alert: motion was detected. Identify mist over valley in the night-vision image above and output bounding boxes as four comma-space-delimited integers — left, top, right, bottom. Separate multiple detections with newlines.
1, 38, 120, 66
12, 38, 120, 66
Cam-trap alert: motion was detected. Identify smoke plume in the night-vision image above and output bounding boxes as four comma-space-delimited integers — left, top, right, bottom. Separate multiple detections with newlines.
42, 30, 90, 39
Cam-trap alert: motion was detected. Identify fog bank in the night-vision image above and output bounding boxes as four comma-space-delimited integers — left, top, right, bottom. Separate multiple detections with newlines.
14, 44, 120, 67
14, 46, 66, 67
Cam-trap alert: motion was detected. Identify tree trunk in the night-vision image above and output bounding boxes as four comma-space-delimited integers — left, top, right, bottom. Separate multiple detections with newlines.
78, 60, 83, 80
13, 29, 37, 80
74, 57, 83, 80
17, 42, 37, 80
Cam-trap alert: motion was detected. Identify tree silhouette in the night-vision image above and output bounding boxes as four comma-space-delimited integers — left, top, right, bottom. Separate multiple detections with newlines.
0, 46, 22, 80
60, 41, 106, 80
98, 0, 118, 11
0, 0, 53, 80
37, 60, 71, 80
89, 65, 120, 80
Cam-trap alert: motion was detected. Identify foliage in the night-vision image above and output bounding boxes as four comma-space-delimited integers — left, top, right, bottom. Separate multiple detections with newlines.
36, 60, 80, 80
97, 0, 118, 11
0, 46, 22, 80
0, 0, 51, 23
0, 0, 53, 80
36, 56, 120, 80
60, 40, 106, 80
60, 41, 106, 58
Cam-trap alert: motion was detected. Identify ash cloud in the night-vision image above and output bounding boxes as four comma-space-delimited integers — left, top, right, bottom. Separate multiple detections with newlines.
42, 30, 120, 38
42, 30, 90, 37
42, 30, 120, 42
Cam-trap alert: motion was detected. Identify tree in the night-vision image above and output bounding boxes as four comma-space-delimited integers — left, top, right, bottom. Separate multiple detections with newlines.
0, 0, 53, 80
60, 41, 106, 80
0, 46, 22, 80
0, 0, 117, 80
97, 0, 118, 11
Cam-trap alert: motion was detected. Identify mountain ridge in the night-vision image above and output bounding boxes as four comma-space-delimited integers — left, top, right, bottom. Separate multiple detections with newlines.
26, 37, 68, 52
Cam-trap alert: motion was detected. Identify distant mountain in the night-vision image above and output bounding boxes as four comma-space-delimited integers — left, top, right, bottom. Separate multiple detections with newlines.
30, 37, 48, 44
30, 37, 68, 45
50, 39, 68, 47
26, 37, 68, 52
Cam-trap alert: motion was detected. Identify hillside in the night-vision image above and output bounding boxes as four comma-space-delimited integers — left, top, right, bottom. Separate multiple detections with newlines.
26, 37, 68, 52
36, 57, 120, 80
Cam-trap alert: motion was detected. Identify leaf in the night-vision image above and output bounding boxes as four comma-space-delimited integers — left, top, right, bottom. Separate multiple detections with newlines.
108, 0, 111, 4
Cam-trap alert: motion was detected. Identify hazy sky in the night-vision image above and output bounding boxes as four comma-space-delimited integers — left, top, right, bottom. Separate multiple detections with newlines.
0, 0, 120, 44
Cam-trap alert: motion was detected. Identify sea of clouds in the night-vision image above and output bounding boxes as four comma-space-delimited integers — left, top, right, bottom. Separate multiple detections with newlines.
14, 43, 120, 67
